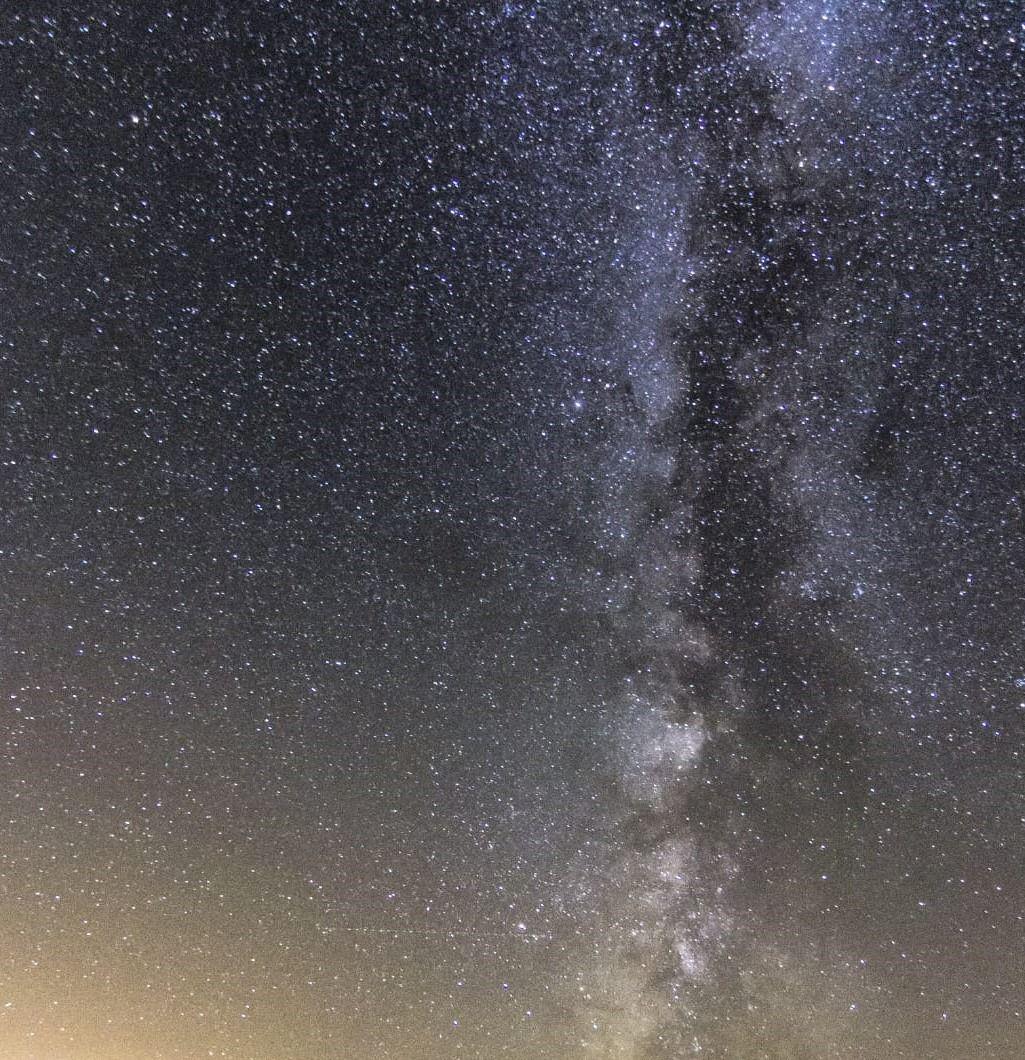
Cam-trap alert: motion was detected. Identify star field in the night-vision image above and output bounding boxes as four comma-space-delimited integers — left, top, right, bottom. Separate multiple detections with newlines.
1, 1, 1023, 1058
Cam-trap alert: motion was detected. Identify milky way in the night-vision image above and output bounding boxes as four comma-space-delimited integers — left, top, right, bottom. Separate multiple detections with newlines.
1, 2, 1023, 1058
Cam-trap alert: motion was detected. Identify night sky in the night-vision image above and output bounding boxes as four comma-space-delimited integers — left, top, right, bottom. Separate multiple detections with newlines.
1, 1, 1024, 1058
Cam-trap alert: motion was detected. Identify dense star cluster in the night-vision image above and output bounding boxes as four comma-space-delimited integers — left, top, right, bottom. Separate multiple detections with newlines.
1, 1, 1023, 1058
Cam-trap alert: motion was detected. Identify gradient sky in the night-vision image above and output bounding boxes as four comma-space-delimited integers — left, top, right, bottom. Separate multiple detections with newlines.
1, 1, 1023, 1058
